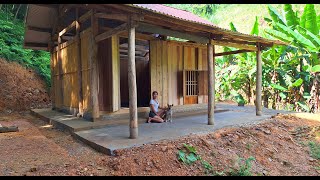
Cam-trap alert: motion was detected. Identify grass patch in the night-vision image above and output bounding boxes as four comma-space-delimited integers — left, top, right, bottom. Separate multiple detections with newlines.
309, 141, 320, 160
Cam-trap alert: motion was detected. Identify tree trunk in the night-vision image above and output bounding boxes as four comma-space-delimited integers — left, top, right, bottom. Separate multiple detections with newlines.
24, 5, 28, 23
0, 4, 3, 11
14, 4, 21, 20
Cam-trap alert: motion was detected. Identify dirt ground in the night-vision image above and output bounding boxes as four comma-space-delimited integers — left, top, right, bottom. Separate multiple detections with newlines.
0, 58, 51, 113
0, 112, 319, 176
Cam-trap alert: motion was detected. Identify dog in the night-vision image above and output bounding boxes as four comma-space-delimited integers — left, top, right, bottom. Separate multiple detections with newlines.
165, 104, 174, 122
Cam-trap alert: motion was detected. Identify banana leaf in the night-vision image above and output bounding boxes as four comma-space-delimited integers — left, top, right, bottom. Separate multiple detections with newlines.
276, 23, 317, 51
304, 4, 318, 35
296, 26, 320, 47
291, 78, 303, 87
264, 28, 294, 42
297, 101, 310, 112
283, 4, 299, 29
229, 22, 237, 32
268, 5, 286, 25
250, 16, 259, 35
311, 65, 320, 73
271, 83, 288, 91
300, 5, 307, 28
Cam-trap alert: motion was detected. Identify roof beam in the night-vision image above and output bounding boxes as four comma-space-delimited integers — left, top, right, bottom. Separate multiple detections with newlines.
214, 49, 254, 57
79, 10, 93, 23
59, 21, 76, 37
24, 42, 48, 48
211, 40, 257, 51
95, 13, 128, 21
27, 26, 52, 33
136, 23, 209, 44
95, 23, 128, 43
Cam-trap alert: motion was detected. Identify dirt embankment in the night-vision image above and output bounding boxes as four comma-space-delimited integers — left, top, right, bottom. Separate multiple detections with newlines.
0, 113, 319, 176
0, 58, 51, 113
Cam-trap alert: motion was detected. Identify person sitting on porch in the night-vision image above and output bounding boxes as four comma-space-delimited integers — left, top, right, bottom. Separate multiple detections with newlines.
147, 91, 166, 123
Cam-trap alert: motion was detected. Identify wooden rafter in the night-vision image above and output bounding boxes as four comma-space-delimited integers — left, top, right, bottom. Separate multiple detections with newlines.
211, 40, 257, 51
59, 21, 77, 37
214, 49, 254, 57
27, 26, 52, 33
79, 10, 93, 23
24, 42, 48, 47
94, 13, 128, 21
95, 23, 128, 42
136, 23, 209, 44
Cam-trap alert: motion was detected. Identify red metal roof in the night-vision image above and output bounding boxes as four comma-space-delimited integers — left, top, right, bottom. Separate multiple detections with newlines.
131, 4, 214, 26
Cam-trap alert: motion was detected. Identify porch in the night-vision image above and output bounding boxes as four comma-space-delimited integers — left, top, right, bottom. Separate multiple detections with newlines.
31, 103, 292, 155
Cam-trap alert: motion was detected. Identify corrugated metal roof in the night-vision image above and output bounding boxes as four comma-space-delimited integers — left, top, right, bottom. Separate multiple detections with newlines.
128, 4, 286, 45
23, 4, 287, 51
131, 4, 214, 26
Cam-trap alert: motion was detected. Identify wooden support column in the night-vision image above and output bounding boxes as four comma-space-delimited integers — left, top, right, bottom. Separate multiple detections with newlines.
48, 42, 55, 110
256, 43, 262, 116
57, 35, 64, 108
90, 11, 100, 121
207, 40, 215, 125
76, 8, 84, 117
128, 16, 138, 139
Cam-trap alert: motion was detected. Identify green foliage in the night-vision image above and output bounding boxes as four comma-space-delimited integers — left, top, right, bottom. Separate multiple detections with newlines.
177, 144, 201, 165
251, 16, 259, 35
308, 141, 320, 159
0, 9, 51, 88
229, 156, 255, 176
284, 4, 299, 28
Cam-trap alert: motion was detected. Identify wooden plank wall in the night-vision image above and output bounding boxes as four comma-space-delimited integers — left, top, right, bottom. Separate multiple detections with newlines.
150, 40, 208, 106
61, 41, 79, 108
198, 47, 208, 104
80, 28, 92, 112
51, 28, 92, 112
97, 35, 120, 112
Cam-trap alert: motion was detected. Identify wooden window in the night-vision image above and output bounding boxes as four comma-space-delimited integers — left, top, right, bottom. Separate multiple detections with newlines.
185, 70, 198, 96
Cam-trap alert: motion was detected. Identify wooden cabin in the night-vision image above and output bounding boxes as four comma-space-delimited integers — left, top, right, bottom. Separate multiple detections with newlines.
23, 4, 286, 138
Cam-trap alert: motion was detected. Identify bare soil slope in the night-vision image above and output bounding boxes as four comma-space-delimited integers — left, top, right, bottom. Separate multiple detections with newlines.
0, 58, 50, 112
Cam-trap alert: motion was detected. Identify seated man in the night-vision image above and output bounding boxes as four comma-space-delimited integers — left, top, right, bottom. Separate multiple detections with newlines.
147, 91, 166, 123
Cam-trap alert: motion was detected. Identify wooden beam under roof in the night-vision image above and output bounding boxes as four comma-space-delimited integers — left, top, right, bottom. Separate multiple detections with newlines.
24, 42, 48, 47
95, 13, 128, 22
59, 21, 77, 37
211, 40, 257, 51
95, 23, 128, 42
136, 22, 209, 44
214, 49, 254, 57
27, 26, 52, 33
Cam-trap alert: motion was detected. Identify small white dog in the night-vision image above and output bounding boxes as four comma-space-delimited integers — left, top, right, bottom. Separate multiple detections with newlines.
165, 104, 173, 122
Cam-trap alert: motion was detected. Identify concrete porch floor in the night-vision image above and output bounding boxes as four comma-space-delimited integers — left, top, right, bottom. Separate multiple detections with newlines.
32, 103, 293, 155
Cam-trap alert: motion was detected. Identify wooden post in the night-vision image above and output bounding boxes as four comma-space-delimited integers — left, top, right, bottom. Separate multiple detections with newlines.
128, 16, 138, 139
48, 42, 55, 109
57, 35, 64, 109
256, 43, 262, 116
76, 8, 84, 117
207, 41, 215, 125
90, 11, 100, 121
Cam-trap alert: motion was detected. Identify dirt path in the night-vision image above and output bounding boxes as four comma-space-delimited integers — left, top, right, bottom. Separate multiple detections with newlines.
0, 112, 319, 176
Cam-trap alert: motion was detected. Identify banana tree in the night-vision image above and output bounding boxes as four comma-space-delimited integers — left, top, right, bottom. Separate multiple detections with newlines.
217, 17, 259, 105
264, 4, 320, 112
